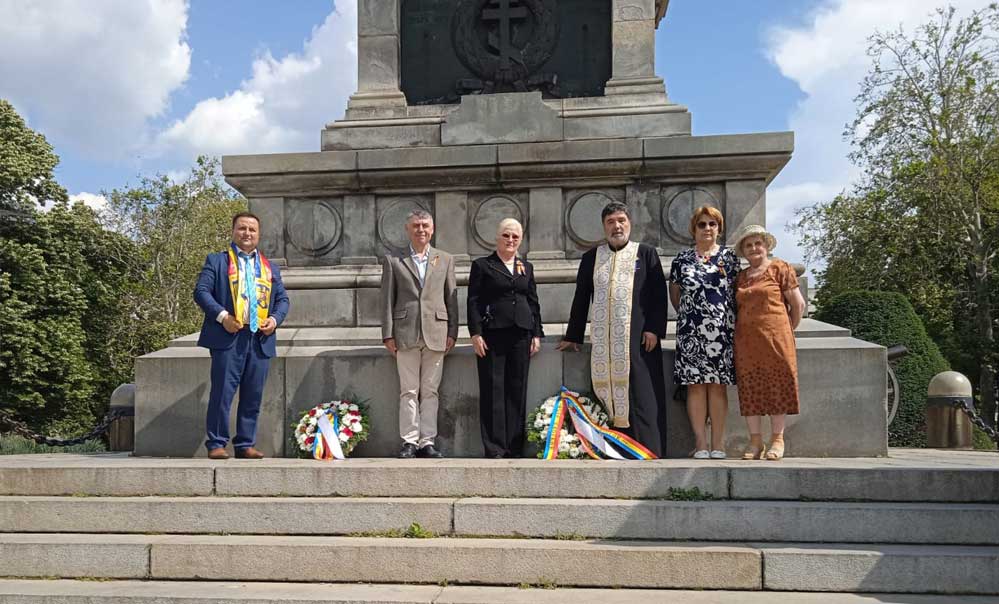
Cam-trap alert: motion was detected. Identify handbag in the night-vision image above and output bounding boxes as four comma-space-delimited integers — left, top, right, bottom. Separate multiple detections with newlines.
671, 383, 688, 405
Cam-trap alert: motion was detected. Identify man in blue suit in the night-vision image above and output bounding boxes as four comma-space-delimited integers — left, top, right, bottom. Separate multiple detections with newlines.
194, 212, 290, 459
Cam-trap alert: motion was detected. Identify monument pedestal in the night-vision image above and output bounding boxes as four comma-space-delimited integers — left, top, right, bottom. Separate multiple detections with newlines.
135, 319, 887, 458
134, 0, 889, 459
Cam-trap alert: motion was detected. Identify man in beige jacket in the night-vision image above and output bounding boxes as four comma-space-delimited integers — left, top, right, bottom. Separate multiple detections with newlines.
380, 209, 458, 458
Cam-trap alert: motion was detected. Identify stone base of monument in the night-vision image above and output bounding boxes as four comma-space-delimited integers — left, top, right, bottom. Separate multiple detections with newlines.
0, 450, 996, 600
133, 318, 886, 458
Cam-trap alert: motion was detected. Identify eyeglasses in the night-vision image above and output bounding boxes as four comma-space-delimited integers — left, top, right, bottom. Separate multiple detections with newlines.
696, 221, 718, 229
500, 233, 521, 241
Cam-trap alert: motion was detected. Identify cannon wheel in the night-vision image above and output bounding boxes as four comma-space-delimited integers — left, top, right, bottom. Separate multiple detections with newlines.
887, 365, 901, 426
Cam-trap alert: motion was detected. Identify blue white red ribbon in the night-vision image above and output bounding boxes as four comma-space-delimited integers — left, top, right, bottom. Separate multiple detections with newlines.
313, 412, 346, 461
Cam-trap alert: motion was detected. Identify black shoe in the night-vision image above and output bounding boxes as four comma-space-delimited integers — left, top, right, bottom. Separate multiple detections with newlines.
417, 444, 444, 458
398, 443, 417, 459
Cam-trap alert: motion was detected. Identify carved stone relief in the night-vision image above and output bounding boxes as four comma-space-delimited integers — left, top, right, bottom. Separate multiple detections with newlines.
284, 198, 344, 265
565, 189, 624, 248
470, 194, 526, 249
661, 186, 724, 246
376, 195, 434, 253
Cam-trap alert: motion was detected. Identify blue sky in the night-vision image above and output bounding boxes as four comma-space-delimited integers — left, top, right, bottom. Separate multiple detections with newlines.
1, 0, 991, 266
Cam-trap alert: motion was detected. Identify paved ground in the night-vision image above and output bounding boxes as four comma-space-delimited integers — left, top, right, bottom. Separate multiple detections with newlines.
1, 580, 996, 603
0, 448, 995, 469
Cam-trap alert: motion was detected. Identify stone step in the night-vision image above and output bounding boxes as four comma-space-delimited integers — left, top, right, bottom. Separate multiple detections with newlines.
453, 498, 999, 545
2, 580, 996, 604
0, 534, 997, 594
2, 453, 996, 502
2, 496, 997, 545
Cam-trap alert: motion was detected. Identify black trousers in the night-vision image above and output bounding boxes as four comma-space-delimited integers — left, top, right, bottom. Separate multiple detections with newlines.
476, 327, 531, 457
619, 343, 667, 458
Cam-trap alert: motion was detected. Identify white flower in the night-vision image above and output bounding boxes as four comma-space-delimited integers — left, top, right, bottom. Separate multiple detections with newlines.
348, 404, 359, 411
338, 402, 349, 411
308, 417, 318, 426
351, 422, 363, 433
534, 418, 544, 429
569, 446, 580, 458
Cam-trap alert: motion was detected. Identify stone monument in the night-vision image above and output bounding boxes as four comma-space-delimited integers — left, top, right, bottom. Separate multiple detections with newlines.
135, 0, 888, 458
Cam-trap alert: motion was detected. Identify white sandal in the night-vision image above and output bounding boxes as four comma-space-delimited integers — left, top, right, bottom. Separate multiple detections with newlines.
709, 450, 727, 459
693, 449, 710, 459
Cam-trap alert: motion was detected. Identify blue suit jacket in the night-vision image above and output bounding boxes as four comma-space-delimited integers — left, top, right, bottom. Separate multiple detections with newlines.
193, 250, 290, 358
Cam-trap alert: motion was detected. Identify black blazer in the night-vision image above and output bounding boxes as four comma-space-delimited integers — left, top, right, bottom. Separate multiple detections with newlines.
467, 253, 544, 337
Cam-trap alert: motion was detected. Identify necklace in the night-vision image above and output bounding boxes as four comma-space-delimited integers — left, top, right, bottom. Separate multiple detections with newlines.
694, 245, 719, 264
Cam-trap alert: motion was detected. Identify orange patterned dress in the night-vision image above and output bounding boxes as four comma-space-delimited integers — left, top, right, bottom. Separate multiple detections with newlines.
734, 259, 800, 416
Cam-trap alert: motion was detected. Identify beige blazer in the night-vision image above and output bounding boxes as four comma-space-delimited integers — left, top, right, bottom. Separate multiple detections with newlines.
380, 246, 458, 352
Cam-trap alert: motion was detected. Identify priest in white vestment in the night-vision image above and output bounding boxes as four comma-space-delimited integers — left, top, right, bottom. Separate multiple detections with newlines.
556, 202, 669, 457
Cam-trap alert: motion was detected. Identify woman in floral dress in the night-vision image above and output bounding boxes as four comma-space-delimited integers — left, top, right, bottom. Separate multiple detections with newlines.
669, 206, 740, 459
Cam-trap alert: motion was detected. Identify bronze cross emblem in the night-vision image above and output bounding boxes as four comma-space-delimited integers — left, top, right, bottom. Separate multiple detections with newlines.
481, 0, 529, 69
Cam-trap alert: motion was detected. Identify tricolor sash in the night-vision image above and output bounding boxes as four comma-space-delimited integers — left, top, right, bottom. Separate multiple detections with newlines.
590, 241, 638, 428
227, 244, 273, 328
542, 388, 657, 460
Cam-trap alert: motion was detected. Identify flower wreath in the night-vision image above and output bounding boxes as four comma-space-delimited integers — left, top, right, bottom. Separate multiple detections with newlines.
526, 390, 608, 459
292, 399, 369, 460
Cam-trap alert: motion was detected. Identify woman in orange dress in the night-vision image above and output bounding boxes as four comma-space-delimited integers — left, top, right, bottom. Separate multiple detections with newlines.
733, 225, 806, 460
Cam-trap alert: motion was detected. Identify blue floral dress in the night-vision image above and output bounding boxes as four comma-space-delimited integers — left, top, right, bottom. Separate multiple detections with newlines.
669, 247, 740, 385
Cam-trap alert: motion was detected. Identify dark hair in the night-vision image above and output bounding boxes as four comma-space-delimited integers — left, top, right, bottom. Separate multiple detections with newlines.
601, 202, 630, 221
231, 211, 261, 228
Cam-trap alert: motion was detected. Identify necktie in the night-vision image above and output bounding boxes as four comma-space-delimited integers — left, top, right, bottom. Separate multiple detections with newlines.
240, 252, 258, 333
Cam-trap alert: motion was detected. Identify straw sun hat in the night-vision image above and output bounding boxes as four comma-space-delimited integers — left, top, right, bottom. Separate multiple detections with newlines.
733, 224, 777, 258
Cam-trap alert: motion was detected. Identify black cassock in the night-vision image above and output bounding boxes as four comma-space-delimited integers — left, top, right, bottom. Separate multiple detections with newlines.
564, 242, 668, 457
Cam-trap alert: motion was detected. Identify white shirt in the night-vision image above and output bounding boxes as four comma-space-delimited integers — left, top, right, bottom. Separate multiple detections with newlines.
410, 245, 429, 286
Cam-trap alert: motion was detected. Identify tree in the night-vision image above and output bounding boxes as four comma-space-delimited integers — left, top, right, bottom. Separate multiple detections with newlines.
0, 99, 140, 433
102, 156, 246, 359
797, 5, 999, 429
0, 99, 67, 215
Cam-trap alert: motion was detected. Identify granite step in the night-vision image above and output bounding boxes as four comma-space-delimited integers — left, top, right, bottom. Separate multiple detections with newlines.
2, 453, 997, 502
2, 496, 997, 545
0, 534, 997, 594
1, 580, 996, 604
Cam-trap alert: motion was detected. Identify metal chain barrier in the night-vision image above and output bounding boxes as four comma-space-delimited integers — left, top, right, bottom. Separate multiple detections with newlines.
0, 408, 128, 447
952, 400, 999, 443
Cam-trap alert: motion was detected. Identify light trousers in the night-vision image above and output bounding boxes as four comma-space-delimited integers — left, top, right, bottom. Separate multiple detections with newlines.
396, 338, 445, 447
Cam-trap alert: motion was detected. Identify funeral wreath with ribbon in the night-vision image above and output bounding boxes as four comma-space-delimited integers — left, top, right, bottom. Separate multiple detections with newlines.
292, 399, 369, 460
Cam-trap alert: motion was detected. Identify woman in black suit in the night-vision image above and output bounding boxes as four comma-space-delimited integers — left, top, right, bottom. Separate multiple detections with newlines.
467, 218, 543, 458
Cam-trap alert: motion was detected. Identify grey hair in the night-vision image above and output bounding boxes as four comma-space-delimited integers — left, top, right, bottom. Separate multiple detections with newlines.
406, 209, 433, 223
495, 217, 523, 237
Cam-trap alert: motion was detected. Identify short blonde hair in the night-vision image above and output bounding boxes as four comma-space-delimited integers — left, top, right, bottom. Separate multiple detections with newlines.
496, 218, 523, 237
688, 206, 724, 238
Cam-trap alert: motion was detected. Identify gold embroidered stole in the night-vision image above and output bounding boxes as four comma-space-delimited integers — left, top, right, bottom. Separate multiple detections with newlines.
590, 241, 638, 428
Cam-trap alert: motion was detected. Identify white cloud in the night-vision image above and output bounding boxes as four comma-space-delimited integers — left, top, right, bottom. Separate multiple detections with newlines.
156, 0, 358, 158
0, 0, 190, 157
764, 0, 991, 271
69, 192, 108, 212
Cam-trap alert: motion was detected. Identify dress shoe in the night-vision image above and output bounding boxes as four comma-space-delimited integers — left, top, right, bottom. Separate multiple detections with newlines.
234, 447, 265, 459
207, 447, 229, 460
398, 443, 417, 459
417, 444, 444, 458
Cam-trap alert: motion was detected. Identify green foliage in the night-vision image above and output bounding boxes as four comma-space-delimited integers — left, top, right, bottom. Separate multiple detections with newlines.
0, 433, 106, 455
817, 291, 951, 447
0, 99, 67, 214
664, 486, 715, 501
0, 100, 245, 438
973, 426, 998, 450
102, 156, 246, 358
0, 102, 132, 435
795, 5, 999, 429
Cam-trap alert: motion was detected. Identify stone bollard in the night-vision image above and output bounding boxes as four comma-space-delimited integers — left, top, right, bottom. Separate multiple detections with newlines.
926, 371, 973, 449
109, 383, 135, 452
